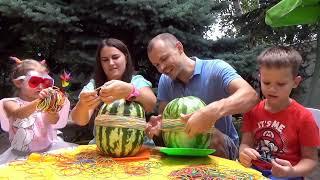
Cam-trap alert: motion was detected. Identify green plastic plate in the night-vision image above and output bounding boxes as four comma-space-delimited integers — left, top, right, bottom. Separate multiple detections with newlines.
159, 147, 215, 157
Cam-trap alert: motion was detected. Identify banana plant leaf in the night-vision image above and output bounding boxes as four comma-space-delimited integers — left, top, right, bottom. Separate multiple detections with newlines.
265, 0, 320, 27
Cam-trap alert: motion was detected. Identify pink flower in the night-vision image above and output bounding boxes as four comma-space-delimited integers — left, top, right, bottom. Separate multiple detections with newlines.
60, 70, 71, 88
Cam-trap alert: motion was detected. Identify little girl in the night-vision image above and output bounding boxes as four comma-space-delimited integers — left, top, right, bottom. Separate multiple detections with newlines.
0, 57, 76, 164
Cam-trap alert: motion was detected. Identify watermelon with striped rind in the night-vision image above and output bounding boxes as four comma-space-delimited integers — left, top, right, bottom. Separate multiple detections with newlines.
95, 99, 145, 157
162, 96, 211, 148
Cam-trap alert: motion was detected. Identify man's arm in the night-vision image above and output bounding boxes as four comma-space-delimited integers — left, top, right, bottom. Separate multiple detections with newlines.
183, 78, 259, 136
205, 78, 259, 120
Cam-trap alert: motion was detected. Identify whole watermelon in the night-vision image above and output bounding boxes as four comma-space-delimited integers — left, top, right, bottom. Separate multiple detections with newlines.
162, 96, 211, 148
95, 99, 145, 157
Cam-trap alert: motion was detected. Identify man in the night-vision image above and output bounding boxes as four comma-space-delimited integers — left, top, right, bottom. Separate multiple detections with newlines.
146, 33, 259, 160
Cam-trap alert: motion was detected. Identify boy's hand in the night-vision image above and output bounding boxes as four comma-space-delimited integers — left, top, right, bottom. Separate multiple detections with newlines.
271, 158, 294, 177
78, 91, 101, 110
239, 147, 260, 167
146, 115, 162, 139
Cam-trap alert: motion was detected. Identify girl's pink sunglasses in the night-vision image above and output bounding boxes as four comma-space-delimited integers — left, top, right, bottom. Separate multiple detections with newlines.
15, 71, 54, 89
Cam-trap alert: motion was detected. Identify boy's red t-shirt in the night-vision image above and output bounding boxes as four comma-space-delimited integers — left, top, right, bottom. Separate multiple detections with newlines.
242, 99, 320, 170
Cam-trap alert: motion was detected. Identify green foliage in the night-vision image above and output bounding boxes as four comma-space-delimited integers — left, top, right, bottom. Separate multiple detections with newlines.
215, 43, 268, 99
217, 0, 318, 103
0, 0, 81, 103
216, 45, 266, 81
240, 0, 259, 14
0, 0, 227, 105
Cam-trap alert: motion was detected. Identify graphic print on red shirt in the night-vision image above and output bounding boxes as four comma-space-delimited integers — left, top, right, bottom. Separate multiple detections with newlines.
254, 127, 284, 165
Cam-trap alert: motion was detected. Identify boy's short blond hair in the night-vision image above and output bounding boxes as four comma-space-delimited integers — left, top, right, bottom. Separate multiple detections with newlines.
257, 46, 303, 76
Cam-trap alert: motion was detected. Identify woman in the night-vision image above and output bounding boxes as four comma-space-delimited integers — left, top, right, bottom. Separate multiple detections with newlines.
71, 38, 156, 143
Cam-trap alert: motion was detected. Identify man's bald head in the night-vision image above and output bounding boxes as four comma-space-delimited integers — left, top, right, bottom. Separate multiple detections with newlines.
147, 33, 179, 53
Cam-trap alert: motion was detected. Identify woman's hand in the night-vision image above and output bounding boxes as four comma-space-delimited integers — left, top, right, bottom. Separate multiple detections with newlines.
99, 80, 132, 103
78, 91, 101, 110
71, 91, 100, 126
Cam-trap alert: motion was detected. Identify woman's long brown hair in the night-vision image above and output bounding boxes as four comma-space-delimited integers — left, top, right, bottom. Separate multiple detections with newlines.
94, 38, 134, 88
89, 38, 134, 130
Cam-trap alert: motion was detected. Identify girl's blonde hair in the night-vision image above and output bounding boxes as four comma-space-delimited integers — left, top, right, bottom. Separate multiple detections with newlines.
10, 58, 48, 80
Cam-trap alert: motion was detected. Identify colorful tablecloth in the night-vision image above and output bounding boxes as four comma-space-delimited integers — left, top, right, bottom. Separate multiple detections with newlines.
0, 145, 267, 179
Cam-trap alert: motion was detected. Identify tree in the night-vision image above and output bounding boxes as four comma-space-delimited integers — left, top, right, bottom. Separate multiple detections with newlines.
0, 0, 229, 104
0, 0, 81, 100
217, 0, 317, 103
232, 0, 243, 16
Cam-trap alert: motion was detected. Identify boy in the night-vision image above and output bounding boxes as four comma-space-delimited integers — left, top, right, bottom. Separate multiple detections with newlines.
239, 46, 320, 179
